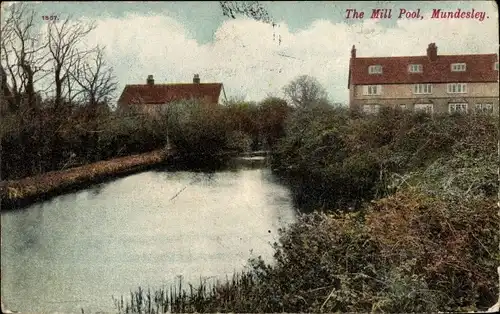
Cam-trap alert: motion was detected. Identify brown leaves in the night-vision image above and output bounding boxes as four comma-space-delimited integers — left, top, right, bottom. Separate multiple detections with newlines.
365, 190, 499, 308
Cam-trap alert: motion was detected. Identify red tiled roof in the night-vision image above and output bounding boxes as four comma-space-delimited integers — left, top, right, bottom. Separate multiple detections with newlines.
349, 53, 498, 87
118, 83, 223, 106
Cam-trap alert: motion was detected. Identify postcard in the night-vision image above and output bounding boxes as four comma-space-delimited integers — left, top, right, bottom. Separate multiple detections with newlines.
1, 1, 498, 313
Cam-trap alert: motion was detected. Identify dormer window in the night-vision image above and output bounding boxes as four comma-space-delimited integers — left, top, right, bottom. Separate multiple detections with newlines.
451, 63, 466, 72
368, 65, 383, 74
408, 64, 423, 73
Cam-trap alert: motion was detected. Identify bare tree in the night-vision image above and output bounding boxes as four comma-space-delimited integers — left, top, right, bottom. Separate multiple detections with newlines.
219, 1, 282, 44
219, 1, 273, 24
283, 75, 329, 109
0, 8, 17, 107
46, 16, 96, 109
69, 45, 117, 108
0, 2, 50, 112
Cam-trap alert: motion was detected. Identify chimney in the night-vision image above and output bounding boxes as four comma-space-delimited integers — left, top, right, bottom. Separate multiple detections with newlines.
193, 74, 200, 84
427, 43, 438, 61
147, 75, 154, 85
351, 45, 356, 59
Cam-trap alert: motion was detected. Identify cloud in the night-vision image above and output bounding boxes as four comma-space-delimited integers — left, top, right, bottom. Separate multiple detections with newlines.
27, 1, 500, 104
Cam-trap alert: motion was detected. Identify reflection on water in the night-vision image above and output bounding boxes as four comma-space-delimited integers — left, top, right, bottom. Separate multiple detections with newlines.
1, 165, 296, 313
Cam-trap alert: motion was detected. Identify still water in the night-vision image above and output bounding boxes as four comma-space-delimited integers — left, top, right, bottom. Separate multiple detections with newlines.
1, 165, 296, 313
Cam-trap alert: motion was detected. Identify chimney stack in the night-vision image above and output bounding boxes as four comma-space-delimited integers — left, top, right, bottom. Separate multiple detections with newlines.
193, 74, 200, 84
147, 75, 154, 85
427, 43, 438, 61
351, 45, 356, 59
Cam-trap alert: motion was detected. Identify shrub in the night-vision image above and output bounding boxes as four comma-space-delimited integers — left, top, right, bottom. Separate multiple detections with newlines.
271, 107, 497, 212
164, 100, 229, 157
366, 190, 499, 311
0, 105, 168, 180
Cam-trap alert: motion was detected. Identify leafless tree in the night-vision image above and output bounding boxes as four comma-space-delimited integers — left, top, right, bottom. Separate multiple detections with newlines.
219, 1, 282, 44
219, 1, 273, 24
0, 2, 50, 111
69, 45, 117, 108
283, 75, 329, 109
46, 16, 96, 109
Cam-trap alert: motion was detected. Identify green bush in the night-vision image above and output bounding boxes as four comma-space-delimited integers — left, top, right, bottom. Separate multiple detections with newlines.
271, 107, 497, 212
1, 93, 293, 180
164, 100, 229, 156
0, 104, 168, 180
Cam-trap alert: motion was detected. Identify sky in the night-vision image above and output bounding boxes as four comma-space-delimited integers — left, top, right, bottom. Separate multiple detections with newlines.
1, 1, 498, 105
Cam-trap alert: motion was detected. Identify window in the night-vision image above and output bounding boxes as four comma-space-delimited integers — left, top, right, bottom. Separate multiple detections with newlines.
408, 64, 423, 73
363, 104, 380, 114
413, 84, 432, 94
495, 62, 499, 70
451, 63, 466, 72
476, 103, 493, 114
447, 83, 467, 94
368, 65, 383, 74
449, 103, 468, 114
363, 85, 382, 95
414, 104, 433, 114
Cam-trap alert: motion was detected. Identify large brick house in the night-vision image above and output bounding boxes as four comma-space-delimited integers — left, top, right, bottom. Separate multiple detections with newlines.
348, 43, 499, 115
117, 74, 226, 115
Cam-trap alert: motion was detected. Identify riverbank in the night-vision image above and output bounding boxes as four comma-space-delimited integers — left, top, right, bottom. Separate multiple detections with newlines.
0, 150, 169, 210
0, 149, 272, 211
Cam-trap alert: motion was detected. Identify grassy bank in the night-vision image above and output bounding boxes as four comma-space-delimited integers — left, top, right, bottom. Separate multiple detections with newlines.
0, 149, 167, 210
0, 149, 270, 210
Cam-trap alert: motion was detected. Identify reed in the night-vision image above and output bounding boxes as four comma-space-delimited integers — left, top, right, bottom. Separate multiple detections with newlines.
114, 272, 261, 314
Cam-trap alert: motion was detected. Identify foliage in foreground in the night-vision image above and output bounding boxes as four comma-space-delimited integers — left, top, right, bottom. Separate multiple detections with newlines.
117, 189, 499, 313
